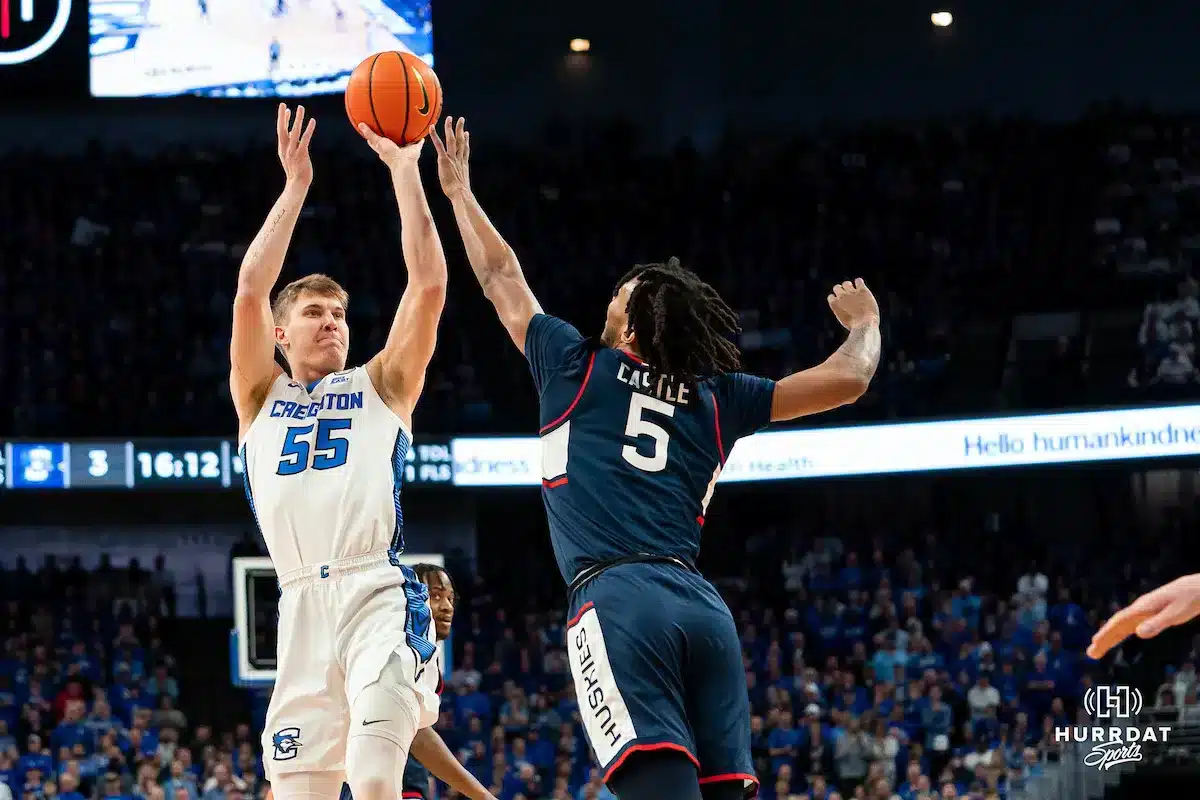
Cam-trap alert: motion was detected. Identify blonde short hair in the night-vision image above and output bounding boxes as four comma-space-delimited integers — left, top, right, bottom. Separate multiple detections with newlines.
271, 274, 349, 325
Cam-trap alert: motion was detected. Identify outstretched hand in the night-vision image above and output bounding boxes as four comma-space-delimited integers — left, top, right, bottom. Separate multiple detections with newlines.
429, 116, 471, 198
357, 123, 423, 169
1088, 574, 1200, 659
277, 104, 316, 188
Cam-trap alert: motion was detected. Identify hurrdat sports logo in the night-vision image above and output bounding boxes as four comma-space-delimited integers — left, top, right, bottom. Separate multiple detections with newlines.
1055, 686, 1171, 770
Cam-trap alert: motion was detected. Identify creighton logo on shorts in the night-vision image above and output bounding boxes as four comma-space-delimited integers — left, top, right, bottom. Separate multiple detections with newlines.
272, 727, 302, 760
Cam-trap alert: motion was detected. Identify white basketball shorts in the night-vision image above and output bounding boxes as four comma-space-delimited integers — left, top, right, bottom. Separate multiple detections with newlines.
261, 550, 440, 778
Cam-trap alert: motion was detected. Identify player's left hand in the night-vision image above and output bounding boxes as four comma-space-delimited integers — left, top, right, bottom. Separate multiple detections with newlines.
1087, 573, 1200, 659
827, 278, 880, 330
357, 123, 423, 168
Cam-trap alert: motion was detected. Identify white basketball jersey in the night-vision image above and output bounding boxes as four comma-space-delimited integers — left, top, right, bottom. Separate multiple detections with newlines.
417, 649, 444, 725
240, 367, 412, 575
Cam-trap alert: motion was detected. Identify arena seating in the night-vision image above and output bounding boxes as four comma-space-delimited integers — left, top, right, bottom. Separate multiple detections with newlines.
3, 490, 1197, 800
2, 111, 1194, 439
3, 111, 1198, 800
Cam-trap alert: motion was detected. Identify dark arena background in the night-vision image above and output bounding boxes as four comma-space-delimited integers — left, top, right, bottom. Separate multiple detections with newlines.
3, 0, 1200, 798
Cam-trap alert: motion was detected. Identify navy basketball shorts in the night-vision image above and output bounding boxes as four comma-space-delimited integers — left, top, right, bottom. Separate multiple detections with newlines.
566, 561, 758, 796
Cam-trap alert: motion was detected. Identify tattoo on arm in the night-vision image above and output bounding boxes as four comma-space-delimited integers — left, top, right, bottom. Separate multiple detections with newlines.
834, 323, 882, 382
244, 207, 289, 266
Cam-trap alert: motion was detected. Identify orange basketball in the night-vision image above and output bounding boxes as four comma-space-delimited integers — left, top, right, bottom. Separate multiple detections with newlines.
345, 52, 443, 145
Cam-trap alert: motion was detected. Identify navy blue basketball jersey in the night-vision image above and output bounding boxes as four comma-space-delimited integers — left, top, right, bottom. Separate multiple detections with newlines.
525, 313, 776, 584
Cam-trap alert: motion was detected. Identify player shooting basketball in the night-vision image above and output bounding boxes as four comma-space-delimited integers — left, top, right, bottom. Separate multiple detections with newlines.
232, 105, 485, 800
430, 116, 881, 800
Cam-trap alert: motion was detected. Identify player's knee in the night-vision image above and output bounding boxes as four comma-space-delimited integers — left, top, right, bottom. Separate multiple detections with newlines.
607, 749, 702, 800
346, 772, 391, 800
268, 770, 344, 800
345, 733, 406, 800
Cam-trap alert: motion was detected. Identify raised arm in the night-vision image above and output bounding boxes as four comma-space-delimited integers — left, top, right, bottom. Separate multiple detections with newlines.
230, 104, 315, 432
358, 126, 449, 424
770, 279, 882, 421
430, 117, 543, 352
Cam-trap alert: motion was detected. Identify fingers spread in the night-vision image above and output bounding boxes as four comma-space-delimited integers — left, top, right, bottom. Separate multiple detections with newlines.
276, 103, 289, 144
291, 106, 306, 142
429, 127, 446, 154
443, 116, 456, 158
299, 117, 316, 148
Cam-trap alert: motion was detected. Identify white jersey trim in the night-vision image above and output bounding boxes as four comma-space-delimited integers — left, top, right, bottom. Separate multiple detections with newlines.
360, 367, 414, 443
238, 372, 290, 450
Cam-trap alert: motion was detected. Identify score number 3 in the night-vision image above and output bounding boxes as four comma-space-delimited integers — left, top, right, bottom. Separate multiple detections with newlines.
621, 394, 676, 472
277, 418, 352, 475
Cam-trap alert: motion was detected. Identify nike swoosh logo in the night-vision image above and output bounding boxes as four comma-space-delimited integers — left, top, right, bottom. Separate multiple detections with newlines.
412, 67, 430, 115
362, 719, 388, 726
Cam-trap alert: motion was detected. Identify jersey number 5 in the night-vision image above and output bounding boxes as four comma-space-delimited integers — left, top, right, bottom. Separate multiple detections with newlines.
622, 394, 676, 472
277, 418, 352, 476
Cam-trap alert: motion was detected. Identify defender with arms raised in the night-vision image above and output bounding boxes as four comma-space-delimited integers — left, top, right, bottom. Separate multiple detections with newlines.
430, 117, 881, 800
232, 106, 449, 800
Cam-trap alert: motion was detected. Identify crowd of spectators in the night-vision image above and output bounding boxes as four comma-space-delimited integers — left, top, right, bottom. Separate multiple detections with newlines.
1097, 115, 1200, 388
0, 557, 261, 800
2, 497, 1198, 800
1136, 278, 1199, 387
3, 110, 1195, 439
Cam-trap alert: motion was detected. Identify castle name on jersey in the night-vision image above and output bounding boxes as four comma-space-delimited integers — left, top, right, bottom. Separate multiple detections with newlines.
268, 392, 365, 421
616, 363, 691, 406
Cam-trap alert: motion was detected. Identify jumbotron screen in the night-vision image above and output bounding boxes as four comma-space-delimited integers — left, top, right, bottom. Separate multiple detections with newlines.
88, 0, 432, 97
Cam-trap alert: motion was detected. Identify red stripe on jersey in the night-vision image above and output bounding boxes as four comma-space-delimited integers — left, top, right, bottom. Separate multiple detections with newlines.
710, 391, 726, 463
603, 742, 700, 783
566, 601, 595, 628
698, 773, 760, 795
619, 348, 647, 365
539, 352, 597, 434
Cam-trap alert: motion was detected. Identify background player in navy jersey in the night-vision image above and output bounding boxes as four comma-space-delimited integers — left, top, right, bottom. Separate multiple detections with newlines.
431, 118, 881, 800
338, 564, 496, 800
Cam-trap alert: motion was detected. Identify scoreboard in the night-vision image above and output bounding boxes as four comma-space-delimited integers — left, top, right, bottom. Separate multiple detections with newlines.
0, 437, 454, 490
5, 403, 1197, 491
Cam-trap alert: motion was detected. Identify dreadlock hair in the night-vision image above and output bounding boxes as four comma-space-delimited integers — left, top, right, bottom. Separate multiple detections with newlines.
411, 563, 453, 590
617, 257, 742, 383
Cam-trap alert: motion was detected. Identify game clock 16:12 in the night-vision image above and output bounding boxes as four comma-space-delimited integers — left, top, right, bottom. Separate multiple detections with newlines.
133, 440, 226, 488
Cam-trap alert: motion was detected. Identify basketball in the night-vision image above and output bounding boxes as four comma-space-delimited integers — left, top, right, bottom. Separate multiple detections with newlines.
345, 52, 443, 146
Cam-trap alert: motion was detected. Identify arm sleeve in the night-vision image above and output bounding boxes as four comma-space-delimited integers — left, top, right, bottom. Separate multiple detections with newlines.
711, 372, 778, 441
524, 313, 586, 393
